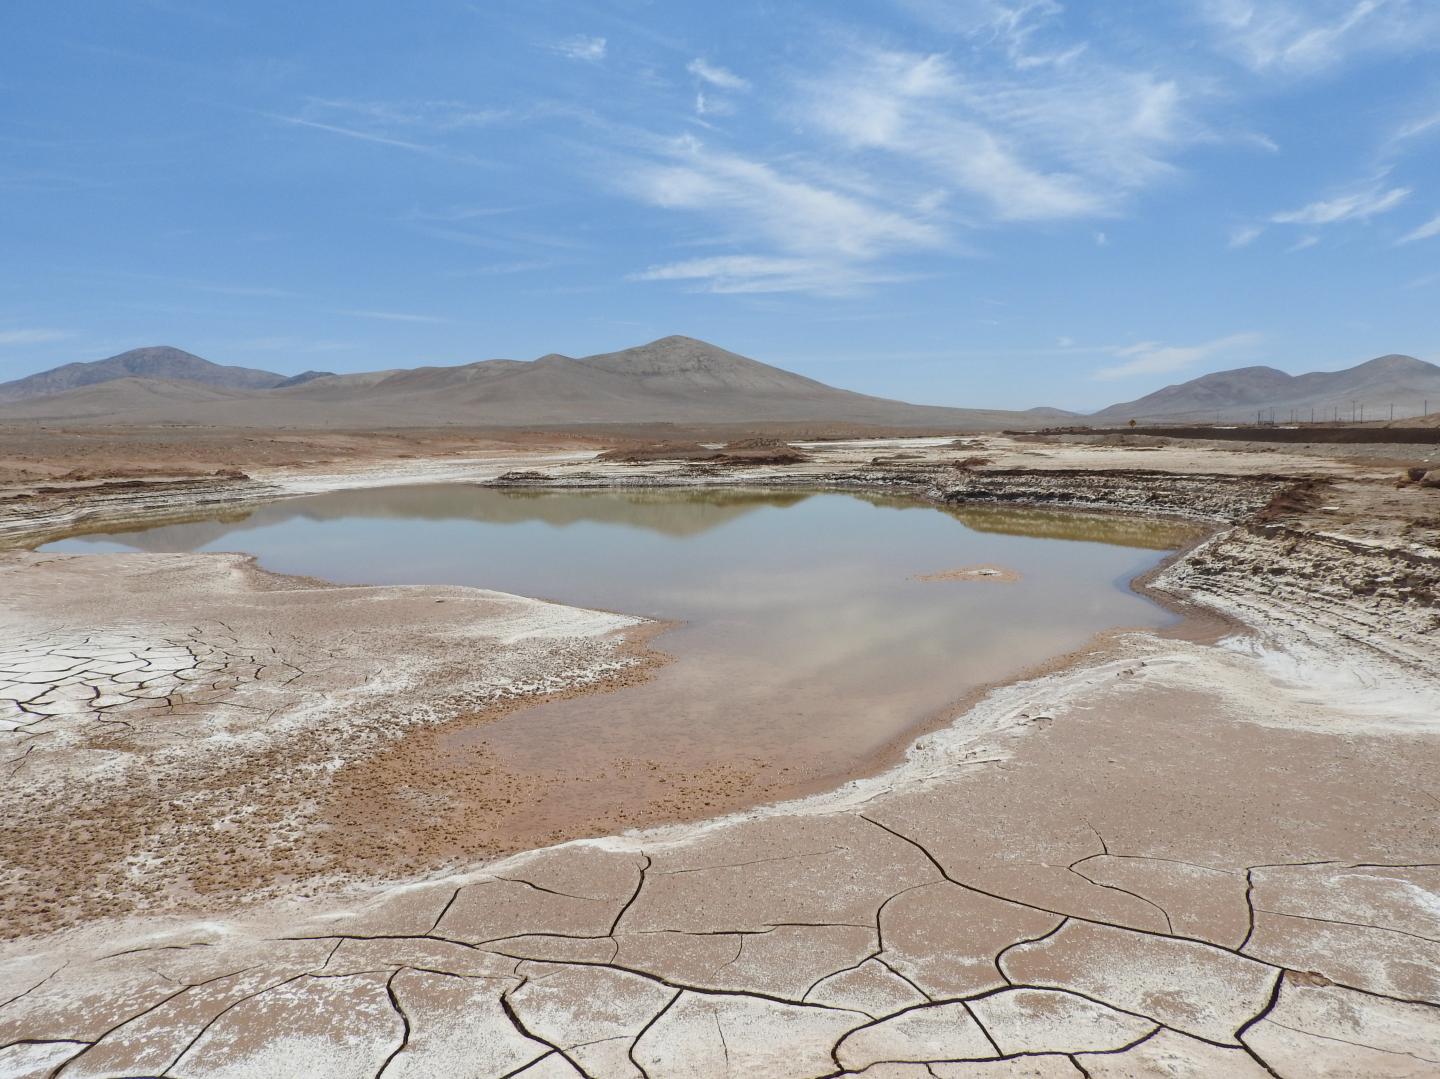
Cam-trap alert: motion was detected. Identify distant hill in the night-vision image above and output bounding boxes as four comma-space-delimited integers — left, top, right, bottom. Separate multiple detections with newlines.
1093, 354, 1440, 422
0, 346, 286, 402
0, 377, 258, 419
0, 336, 1040, 430
271, 370, 337, 389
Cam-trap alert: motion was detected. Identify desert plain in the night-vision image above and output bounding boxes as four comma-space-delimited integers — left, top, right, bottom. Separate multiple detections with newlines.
1, 423, 1438, 1078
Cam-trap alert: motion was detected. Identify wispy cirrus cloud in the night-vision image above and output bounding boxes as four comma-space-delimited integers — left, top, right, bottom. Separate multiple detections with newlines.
0, 328, 72, 346
267, 113, 438, 154
620, 135, 942, 294
630, 255, 910, 295
688, 57, 750, 118
190, 283, 299, 298
894, 0, 1085, 69
621, 16, 1205, 297
687, 59, 749, 92
1094, 332, 1263, 380
1228, 223, 1264, 247
798, 45, 1196, 222
1196, 0, 1440, 74
1392, 105, 1440, 143
1399, 212, 1440, 244
225, 336, 356, 353
264, 98, 506, 163
552, 35, 606, 62
1271, 180, 1410, 224
304, 98, 507, 132
334, 308, 448, 324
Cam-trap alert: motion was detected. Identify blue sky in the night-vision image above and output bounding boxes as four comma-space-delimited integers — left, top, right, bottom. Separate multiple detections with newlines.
3, 0, 1439, 410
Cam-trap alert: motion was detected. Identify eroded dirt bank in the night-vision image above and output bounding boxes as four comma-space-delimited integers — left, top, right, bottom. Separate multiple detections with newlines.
2, 433, 1438, 1077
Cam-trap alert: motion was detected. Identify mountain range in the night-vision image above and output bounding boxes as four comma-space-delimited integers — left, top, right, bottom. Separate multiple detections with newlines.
1093, 354, 1440, 423
1, 340, 1436, 428
0, 338, 1067, 429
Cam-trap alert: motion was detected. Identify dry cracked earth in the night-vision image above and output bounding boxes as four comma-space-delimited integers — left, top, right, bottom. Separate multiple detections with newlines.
2, 435, 1439, 1078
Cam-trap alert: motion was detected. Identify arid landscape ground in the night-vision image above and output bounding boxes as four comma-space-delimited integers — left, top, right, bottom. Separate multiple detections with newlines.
2, 422, 1437, 1078
12, 0, 1440, 1070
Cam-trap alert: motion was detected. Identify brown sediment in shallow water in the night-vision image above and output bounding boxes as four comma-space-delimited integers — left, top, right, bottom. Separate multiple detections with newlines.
314, 521, 1233, 879
318, 619, 683, 879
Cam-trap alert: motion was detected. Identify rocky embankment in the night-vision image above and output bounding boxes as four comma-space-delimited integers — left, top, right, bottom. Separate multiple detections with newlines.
1163, 524, 1440, 675
494, 461, 1293, 523
929, 465, 1439, 675
0, 473, 278, 547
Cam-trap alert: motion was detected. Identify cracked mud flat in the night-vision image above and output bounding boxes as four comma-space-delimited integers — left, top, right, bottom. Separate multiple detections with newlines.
1, 435, 1439, 1077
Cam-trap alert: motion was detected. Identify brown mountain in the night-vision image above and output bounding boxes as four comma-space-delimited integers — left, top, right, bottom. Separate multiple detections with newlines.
0, 346, 287, 402
0, 336, 1039, 429
1093, 354, 1440, 422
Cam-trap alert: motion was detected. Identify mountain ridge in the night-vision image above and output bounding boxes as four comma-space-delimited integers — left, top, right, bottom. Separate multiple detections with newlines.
1092, 353, 1440, 422
6, 340, 1436, 428
0, 346, 287, 402
0, 336, 1028, 429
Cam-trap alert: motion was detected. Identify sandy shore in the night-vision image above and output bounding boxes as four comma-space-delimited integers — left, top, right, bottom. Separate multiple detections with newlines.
1, 432, 1438, 1077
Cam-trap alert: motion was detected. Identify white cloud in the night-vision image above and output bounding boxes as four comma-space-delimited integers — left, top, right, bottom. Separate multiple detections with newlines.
622, 135, 942, 294
687, 58, 750, 91
0, 329, 71, 346
305, 98, 507, 132
269, 114, 437, 154
1197, 0, 1440, 74
1399, 212, 1440, 244
227, 337, 356, 353
694, 91, 734, 118
630, 255, 903, 295
191, 283, 299, 298
1271, 182, 1410, 225
1394, 107, 1440, 142
616, 26, 1208, 296
1094, 332, 1263, 380
799, 46, 1196, 222
1094, 231, 1109, 246
335, 309, 447, 323
894, 0, 1083, 69
1228, 224, 1263, 247
554, 35, 606, 62
267, 101, 499, 166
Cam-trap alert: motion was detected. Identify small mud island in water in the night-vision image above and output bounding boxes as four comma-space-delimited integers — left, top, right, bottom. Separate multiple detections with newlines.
1, 426, 1437, 1076
914, 564, 1023, 583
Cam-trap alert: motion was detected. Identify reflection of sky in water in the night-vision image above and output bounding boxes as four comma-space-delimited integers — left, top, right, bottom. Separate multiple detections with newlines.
48, 486, 1184, 771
